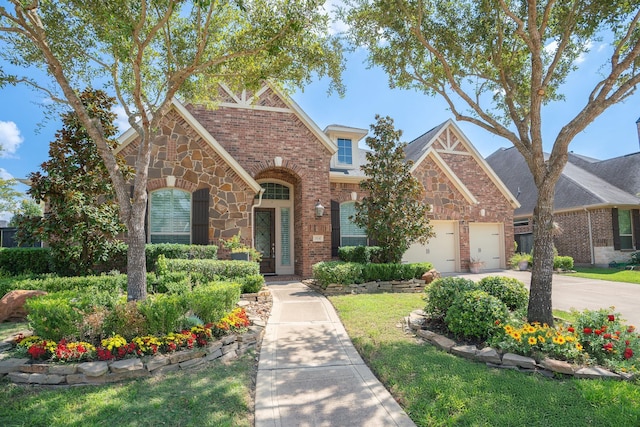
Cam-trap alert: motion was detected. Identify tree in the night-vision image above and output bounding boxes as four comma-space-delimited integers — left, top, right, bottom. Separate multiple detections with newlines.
0, 0, 343, 300
19, 89, 131, 275
9, 198, 42, 227
0, 176, 21, 216
343, 0, 640, 324
354, 115, 433, 263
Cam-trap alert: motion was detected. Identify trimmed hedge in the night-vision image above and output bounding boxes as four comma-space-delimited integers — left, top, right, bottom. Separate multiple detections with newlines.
313, 261, 364, 287
445, 290, 509, 340
424, 277, 478, 320
188, 281, 242, 324
7, 274, 128, 295
312, 261, 433, 288
337, 246, 383, 264
0, 247, 52, 275
554, 255, 574, 271
165, 259, 259, 281
25, 291, 83, 341
477, 276, 529, 311
362, 262, 433, 282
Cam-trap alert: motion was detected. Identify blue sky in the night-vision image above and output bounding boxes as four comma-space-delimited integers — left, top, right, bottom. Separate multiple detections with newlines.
0, 45, 639, 220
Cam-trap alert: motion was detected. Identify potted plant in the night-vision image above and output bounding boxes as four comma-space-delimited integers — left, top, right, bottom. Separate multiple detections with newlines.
469, 257, 484, 274
509, 252, 531, 271
222, 233, 262, 262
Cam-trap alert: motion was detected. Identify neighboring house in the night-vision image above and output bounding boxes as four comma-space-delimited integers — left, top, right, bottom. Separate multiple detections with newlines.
486, 142, 640, 266
117, 83, 518, 276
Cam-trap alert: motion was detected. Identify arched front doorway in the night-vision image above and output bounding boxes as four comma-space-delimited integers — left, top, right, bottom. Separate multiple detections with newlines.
254, 181, 295, 275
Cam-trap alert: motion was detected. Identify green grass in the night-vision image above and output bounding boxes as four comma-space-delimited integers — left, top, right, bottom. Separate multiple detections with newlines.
568, 267, 640, 285
329, 293, 640, 427
0, 322, 29, 342
0, 355, 255, 427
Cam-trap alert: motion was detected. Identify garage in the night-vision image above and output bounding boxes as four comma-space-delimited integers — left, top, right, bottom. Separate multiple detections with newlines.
403, 220, 458, 273
469, 222, 504, 270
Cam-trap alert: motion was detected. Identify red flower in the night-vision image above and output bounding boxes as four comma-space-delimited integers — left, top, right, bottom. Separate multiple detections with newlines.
568, 327, 575, 333
624, 348, 633, 360
626, 340, 631, 346
603, 342, 614, 352
603, 333, 612, 339
594, 329, 602, 336
600, 325, 607, 332
608, 314, 615, 322
628, 326, 636, 333
583, 328, 592, 334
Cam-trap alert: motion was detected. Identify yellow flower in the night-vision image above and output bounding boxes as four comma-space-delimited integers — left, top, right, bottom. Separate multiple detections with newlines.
537, 335, 546, 343
511, 331, 522, 342
552, 336, 566, 345
525, 325, 536, 334
528, 337, 537, 345
565, 335, 575, 343
504, 325, 514, 333
576, 343, 583, 351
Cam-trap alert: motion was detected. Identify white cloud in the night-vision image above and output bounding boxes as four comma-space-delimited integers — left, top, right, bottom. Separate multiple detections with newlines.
0, 121, 24, 158
323, 0, 349, 35
112, 105, 130, 134
0, 168, 13, 180
544, 40, 559, 56
575, 40, 594, 64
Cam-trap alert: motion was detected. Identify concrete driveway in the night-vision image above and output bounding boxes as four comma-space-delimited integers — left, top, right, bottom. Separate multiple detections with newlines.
452, 270, 640, 327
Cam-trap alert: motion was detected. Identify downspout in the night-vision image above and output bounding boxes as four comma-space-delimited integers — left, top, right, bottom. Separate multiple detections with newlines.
585, 208, 595, 265
251, 188, 265, 249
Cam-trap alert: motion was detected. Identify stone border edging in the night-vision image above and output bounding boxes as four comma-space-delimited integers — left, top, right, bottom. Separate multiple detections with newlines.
304, 278, 426, 295
405, 309, 636, 382
0, 289, 272, 387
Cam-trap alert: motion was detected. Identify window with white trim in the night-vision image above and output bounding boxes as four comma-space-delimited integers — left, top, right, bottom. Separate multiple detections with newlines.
618, 209, 633, 250
149, 189, 191, 244
337, 138, 353, 165
340, 201, 367, 246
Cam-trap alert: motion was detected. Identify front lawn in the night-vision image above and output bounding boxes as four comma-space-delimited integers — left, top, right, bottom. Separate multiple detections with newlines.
0, 355, 254, 427
329, 293, 640, 427
569, 267, 640, 285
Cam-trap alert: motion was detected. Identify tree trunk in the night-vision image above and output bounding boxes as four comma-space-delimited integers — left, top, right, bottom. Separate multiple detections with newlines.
126, 198, 148, 301
527, 183, 556, 325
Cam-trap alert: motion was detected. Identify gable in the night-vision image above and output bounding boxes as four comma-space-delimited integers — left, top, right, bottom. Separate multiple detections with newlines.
409, 120, 519, 209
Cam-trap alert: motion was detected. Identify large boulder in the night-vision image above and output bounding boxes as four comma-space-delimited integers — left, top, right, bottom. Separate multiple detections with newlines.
0, 290, 47, 323
421, 269, 441, 284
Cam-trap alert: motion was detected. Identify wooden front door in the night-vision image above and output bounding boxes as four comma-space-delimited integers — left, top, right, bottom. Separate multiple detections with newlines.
255, 208, 276, 274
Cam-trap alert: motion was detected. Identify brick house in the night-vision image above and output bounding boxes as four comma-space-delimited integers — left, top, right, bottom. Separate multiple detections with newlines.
117, 84, 518, 276
487, 145, 640, 266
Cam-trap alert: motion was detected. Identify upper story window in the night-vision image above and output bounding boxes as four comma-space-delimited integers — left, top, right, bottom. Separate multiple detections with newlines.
149, 189, 191, 244
618, 209, 633, 250
337, 138, 353, 165
259, 182, 290, 200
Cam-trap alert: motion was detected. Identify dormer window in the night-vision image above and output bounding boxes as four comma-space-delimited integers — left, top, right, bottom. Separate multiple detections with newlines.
337, 138, 353, 165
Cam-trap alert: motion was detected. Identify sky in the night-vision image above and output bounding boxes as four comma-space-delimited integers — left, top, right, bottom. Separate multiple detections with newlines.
0, 36, 639, 221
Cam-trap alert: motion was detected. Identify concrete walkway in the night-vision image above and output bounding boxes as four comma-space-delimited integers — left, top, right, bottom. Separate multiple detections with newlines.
255, 280, 415, 427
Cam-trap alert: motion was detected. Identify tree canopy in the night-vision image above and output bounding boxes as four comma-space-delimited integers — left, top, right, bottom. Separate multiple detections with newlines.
0, 0, 344, 300
343, 0, 640, 324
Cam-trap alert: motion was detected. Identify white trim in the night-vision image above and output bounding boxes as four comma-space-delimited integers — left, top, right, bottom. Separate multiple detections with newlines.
329, 173, 366, 184
413, 148, 479, 205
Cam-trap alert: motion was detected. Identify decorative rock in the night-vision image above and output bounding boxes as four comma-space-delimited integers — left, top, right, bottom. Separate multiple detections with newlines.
486, 362, 518, 370
105, 370, 150, 383
541, 358, 575, 375
28, 373, 65, 385
179, 357, 204, 369
205, 341, 223, 355
0, 358, 29, 374
430, 334, 456, 352
476, 347, 501, 364
237, 300, 250, 307
451, 345, 478, 359
221, 342, 238, 355
411, 309, 427, 317
575, 366, 621, 380
145, 355, 169, 372
502, 353, 536, 370
8, 372, 30, 383
0, 290, 47, 322
221, 334, 237, 345
110, 358, 144, 373
204, 349, 223, 362
78, 361, 109, 377
66, 374, 88, 385
151, 363, 180, 376
48, 364, 77, 375
0, 341, 13, 352
421, 269, 441, 284
19, 363, 49, 374
168, 350, 197, 364
219, 350, 237, 362
415, 329, 437, 340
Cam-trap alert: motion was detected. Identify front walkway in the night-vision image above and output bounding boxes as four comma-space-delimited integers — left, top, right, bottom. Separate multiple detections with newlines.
255, 280, 415, 427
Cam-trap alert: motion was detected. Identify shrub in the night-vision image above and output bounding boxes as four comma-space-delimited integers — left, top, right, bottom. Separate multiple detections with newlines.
630, 251, 640, 265
361, 262, 433, 282
187, 281, 242, 324
138, 293, 187, 336
145, 244, 218, 271
239, 274, 265, 294
338, 246, 368, 263
554, 255, 574, 271
312, 261, 364, 287
424, 277, 478, 319
478, 276, 529, 311
24, 292, 82, 341
11, 274, 128, 294
0, 247, 52, 275
445, 290, 509, 340
165, 259, 258, 281
509, 252, 532, 269
155, 271, 192, 295
102, 301, 149, 341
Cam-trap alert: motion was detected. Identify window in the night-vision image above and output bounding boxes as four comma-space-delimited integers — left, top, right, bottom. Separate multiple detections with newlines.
618, 209, 633, 250
337, 138, 353, 165
149, 189, 191, 244
340, 202, 367, 246
258, 182, 290, 200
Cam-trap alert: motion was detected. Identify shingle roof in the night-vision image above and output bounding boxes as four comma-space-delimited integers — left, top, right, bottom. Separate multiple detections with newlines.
486, 147, 640, 216
569, 152, 640, 197
404, 122, 447, 164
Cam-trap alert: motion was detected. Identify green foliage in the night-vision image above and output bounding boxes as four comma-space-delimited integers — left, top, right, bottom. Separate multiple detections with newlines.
354, 116, 433, 263
10, 274, 128, 294
145, 244, 218, 271
0, 247, 52, 275
337, 246, 385, 263
478, 276, 529, 311
187, 282, 242, 324
509, 252, 532, 269
630, 252, 640, 265
312, 261, 364, 288
424, 277, 478, 320
155, 271, 192, 295
238, 274, 265, 294
102, 302, 149, 341
24, 292, 82, 341
0, 176, 21, 215
8, 199, 43, 227
165, 259, 259, 281
138, 294, 187, 336
554, 256, 574, 271
445, 290, 509, 340
361, 262, 433, 282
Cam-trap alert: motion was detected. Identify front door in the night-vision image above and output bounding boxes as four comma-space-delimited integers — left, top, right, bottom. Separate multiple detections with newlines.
255, 208, 276, 274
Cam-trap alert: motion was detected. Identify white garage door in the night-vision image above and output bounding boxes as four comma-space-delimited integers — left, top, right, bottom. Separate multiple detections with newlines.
403, 221, 458, 273
469, 223, 503, 270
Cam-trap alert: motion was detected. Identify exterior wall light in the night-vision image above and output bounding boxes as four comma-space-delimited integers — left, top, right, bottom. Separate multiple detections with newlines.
315, 199, 325, 218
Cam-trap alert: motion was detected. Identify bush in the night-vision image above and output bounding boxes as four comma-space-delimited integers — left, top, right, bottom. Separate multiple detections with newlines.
138, 293, 187, 336
361, 262, 433, 282
187, 281, 242, 324
554, 255, 574, 271
0, 247, 52, 275
145, 244, 218, 271
630, 251, 640, 265
424, 277, 478, 319
239, 274, 265, 294
11, 274, 128, 294
478, 276, 529, 311
165, 259, 259, 281
445, 290, 509, 340
24, 292, 82, 341
102, 301, 148, 341
312, 261, 364, 287
509, 252, 532, 269
155, 271, 192, 295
